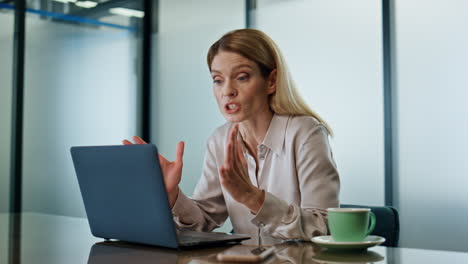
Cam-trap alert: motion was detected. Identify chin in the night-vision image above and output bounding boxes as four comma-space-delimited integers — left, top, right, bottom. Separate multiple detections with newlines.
223, 113, 246, 123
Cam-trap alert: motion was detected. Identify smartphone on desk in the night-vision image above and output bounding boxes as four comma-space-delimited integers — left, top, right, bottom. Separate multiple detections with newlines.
216, 245, 275, 262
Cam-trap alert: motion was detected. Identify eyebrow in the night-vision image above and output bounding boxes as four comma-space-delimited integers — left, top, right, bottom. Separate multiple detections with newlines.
211, 64, 254, 74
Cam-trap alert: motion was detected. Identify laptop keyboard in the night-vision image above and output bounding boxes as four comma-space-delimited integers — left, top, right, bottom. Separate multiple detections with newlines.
178, 231, 242, 246
179, 234, 221, 246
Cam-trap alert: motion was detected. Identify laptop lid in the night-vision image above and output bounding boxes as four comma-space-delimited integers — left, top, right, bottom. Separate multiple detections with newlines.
71, 144, 179, 248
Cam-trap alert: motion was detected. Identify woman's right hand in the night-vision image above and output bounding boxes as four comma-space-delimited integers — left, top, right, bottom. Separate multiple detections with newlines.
122, 136, 185, 208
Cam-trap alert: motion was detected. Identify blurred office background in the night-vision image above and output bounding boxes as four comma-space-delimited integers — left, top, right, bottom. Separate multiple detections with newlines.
1, 0, 467, 253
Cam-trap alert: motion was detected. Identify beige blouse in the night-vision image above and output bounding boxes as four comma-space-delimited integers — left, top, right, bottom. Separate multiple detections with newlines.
172, 114, 340, 244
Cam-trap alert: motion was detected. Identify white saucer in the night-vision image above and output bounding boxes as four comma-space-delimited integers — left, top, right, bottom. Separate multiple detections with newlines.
311, 235, 385, 250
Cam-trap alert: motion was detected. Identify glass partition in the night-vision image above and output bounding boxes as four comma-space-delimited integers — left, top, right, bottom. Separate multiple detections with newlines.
254, 0, 385, 205
0, 0, 14, 215
394, 0, 468, 251
22, 0, 142, 217
0, 4, 15, 263
151, 0, 245, 232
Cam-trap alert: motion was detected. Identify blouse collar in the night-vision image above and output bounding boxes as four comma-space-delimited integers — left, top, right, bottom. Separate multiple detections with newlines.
261, 114, 289, 155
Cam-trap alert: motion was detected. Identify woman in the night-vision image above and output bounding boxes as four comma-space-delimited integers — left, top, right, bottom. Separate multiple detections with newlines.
124, 29, 340, 243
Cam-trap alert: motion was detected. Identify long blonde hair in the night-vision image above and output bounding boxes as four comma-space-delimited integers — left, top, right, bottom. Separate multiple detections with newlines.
207, 29, 333, 136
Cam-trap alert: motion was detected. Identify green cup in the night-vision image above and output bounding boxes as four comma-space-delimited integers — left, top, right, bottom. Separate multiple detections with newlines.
327, 208, 376, 242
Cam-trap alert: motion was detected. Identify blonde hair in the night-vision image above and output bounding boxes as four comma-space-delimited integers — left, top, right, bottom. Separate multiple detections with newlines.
207, 29, 333, 136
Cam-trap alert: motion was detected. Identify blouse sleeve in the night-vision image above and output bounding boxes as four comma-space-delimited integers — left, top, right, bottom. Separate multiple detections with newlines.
250, 124, 340, 240
171, 137, 228, 232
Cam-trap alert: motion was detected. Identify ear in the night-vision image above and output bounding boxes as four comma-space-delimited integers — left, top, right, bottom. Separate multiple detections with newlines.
266, 69, 277, 95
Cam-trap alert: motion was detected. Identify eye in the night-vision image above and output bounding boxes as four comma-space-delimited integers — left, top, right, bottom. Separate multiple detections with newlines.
213, 79, 223, 85
237, 73, 249, 81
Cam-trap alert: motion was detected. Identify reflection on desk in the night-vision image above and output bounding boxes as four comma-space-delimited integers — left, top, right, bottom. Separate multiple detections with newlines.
87, 240, 385, 264
312, 250, 385, 263
2, 213, 468, 264
88, 241, 231, 264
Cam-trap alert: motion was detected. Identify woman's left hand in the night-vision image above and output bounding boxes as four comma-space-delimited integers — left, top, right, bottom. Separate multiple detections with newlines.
219, 124, 265, 214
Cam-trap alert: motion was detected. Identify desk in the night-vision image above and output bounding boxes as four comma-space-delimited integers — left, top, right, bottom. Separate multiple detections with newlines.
1, 213, 467, 263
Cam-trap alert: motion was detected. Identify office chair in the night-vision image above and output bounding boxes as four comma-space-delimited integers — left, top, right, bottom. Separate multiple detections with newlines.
340, 204, 400, 247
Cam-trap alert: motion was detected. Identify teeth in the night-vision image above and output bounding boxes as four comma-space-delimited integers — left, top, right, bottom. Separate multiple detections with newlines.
228, 104, 237, 109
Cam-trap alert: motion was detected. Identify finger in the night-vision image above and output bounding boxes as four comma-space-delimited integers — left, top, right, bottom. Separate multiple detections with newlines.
219, 167, 231, 187
232, 126, 242, 169
224, 140, 233, 170
224, 127, 235, 167
230, 124, 239, 168
158, 154, 169, 164
237, 138, 247, 167
122, 139, 133, 145
133, 136, 147, 144
175, 141, 185, 165
219, 167, 226, 186
235, 138, 252, 186
231, 126, 237, 167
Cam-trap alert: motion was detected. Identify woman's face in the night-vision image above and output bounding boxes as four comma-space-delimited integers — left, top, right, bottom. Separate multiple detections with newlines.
210, 51, 276, 123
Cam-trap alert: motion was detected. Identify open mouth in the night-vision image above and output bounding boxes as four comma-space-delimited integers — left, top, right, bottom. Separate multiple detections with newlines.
224, 103, 240, 114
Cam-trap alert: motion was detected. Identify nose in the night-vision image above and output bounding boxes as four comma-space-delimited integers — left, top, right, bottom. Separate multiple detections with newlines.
221, 80, 237, 97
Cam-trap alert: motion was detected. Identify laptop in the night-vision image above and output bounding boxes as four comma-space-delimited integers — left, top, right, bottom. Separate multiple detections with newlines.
70, 144, 250, 248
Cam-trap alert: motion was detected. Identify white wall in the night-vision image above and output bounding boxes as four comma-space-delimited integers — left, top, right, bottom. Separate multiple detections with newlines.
394, 0, 468, 252
0, 13, 14, 213
151, 0, 245, 232
255, 0, 385, 206
22, 15, 138, 217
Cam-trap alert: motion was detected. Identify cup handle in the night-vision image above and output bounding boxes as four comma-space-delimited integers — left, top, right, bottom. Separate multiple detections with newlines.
365, 212, 376, 237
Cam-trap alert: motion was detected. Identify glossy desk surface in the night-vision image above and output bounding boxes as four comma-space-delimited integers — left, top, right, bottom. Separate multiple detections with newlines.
1, 213, 468, 263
